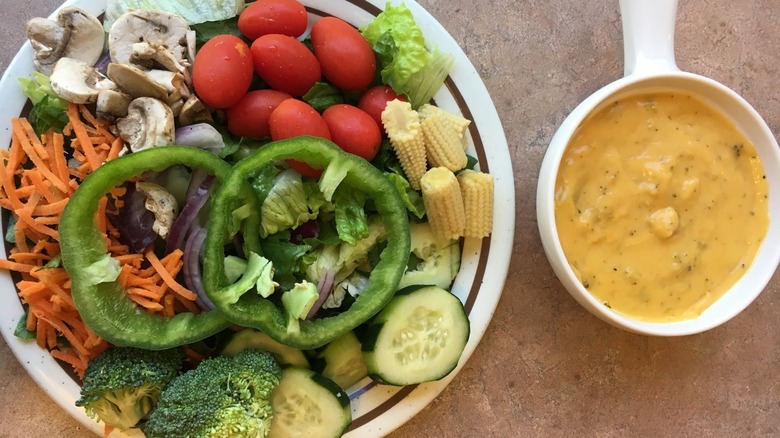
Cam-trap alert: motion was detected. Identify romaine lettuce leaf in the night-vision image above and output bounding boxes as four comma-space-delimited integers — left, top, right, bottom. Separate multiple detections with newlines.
261, 169, 326, 237
17, 72, 69, 134
360, 2, 454, 108
83, 254, 122, 286
332, 188, 369, 245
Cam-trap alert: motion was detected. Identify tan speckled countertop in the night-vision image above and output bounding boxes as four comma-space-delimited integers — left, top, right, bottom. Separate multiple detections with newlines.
1, 0, 779, 437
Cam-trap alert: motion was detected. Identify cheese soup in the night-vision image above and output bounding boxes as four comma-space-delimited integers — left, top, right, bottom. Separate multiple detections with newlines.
554, 92, 769, 322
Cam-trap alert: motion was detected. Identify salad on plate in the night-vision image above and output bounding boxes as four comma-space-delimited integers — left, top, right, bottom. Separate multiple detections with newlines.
0, 0, 497, 436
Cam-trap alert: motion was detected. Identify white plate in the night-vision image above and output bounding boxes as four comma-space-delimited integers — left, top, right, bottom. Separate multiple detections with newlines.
0, 0, 515, 436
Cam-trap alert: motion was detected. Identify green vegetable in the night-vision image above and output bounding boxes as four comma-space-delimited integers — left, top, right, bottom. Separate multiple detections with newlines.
386, 172, 426, 219
143, 349, 282, 438
82, 254, 121, 286
332, 187, 369, 245
397, 221, 461, 290
268, 367, 352, 438
303, 82, 345, 112
260, 169, 326, 237
312, 331, 368, 390
220, 329, 310, 368
13, 311, 35, 340
360, 3, 455, 108
281, 281, 318, 320
304, 217, 387, 294
203, 136, 411, 349
4, 214, 16, 244
191, 17, 244, 48
213, 252, 275, 306
223, 255, 248, 283
17, 72, 69, 134
76, 347, 183, 431
104, 0, 244, 30
59, 147, 232, 349
260, 231, 311, 289
362, 285, 470, 386
39, 254, 62, 270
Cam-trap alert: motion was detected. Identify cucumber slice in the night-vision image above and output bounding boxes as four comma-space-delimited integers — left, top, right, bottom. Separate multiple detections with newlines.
269, 367, 352, 438
362, 285, 470, 386
220, 329, 309, 368
397, 222, 461, 290
317, 331, 368, 390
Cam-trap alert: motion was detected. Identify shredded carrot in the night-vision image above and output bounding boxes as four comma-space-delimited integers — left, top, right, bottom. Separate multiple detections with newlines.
67, 104, 103, 171
182, 344, 208, 362
145, 249, 198, 301
1, 107, 200, 377
0, 259, 37, 272
6, 131, 26, 175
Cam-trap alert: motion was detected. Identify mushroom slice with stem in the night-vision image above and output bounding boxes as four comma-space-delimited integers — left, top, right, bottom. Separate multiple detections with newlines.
26, 6, 105, 75
135, 181, 178, 239
116, 97, 175, 153
50, 57, 116, 104
96, 89, 132, 122
109, 10, 190, 66
130, 42, 191, 78
107, 63, 169, 101
145, 70, 190, 104
178, 95, 213, 126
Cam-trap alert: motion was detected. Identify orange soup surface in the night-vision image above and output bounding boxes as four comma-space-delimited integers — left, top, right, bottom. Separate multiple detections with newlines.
554, 92, 769, 322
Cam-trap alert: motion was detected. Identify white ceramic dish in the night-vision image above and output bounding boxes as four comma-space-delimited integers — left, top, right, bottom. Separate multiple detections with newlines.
0, 0, 515, 436
537, 0, 780, 336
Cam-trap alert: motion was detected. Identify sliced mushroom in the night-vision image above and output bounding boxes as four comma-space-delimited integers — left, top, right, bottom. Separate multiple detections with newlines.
107, 63, 168, 100
108, 10, 190, 66
50, 57, 116, 104
135, 181, 178, 239
96, 89, 132, 121
26, 7, 105, 75
130, 42, 190, 77
116, 97, 175, 153
178, 95, 213, 126
145, 70, 189, 103
169, 99, 185, 118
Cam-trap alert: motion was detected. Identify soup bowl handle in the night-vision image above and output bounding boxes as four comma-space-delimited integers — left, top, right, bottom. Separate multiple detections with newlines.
620, 0, 680, 77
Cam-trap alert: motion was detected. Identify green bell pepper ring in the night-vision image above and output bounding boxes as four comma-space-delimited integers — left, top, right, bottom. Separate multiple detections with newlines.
59, 147, 232, 350
203, 136, 411, 350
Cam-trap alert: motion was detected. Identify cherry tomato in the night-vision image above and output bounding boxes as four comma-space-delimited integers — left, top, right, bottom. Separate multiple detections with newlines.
358, 85, 408, 129
238, 0, 308, 40
311, 17, 376, 91
269, 99, 331, 178
322, 104, 381, 161
251, 34, 321, 97
192, 35, 254, 108
226, 89, 292, 138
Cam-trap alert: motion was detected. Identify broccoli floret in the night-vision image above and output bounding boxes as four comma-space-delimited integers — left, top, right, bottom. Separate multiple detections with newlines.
143, 349, 282, 438
76, 347, 183, 431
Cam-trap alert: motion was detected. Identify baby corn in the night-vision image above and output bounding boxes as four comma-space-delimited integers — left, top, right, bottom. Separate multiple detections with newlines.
418, 103, 471, 141
421, 111, 468, 171
381, 99, 427, 190
457, 170, 494, 238
421, 167, 465, 241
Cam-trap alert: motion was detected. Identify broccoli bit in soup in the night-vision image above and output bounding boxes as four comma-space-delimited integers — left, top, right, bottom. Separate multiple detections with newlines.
554, 91, 769, 322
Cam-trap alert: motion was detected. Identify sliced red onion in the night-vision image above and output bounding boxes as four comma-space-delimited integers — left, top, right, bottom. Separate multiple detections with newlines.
185, 168, 208, 202
175, 123, 224, 154
166, 175, 214, 254
183, 226, 213, 312
94, 51, 111, 76
306, 268, 336, 320
290, 220, 319, 244
109, 184, 156, 253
